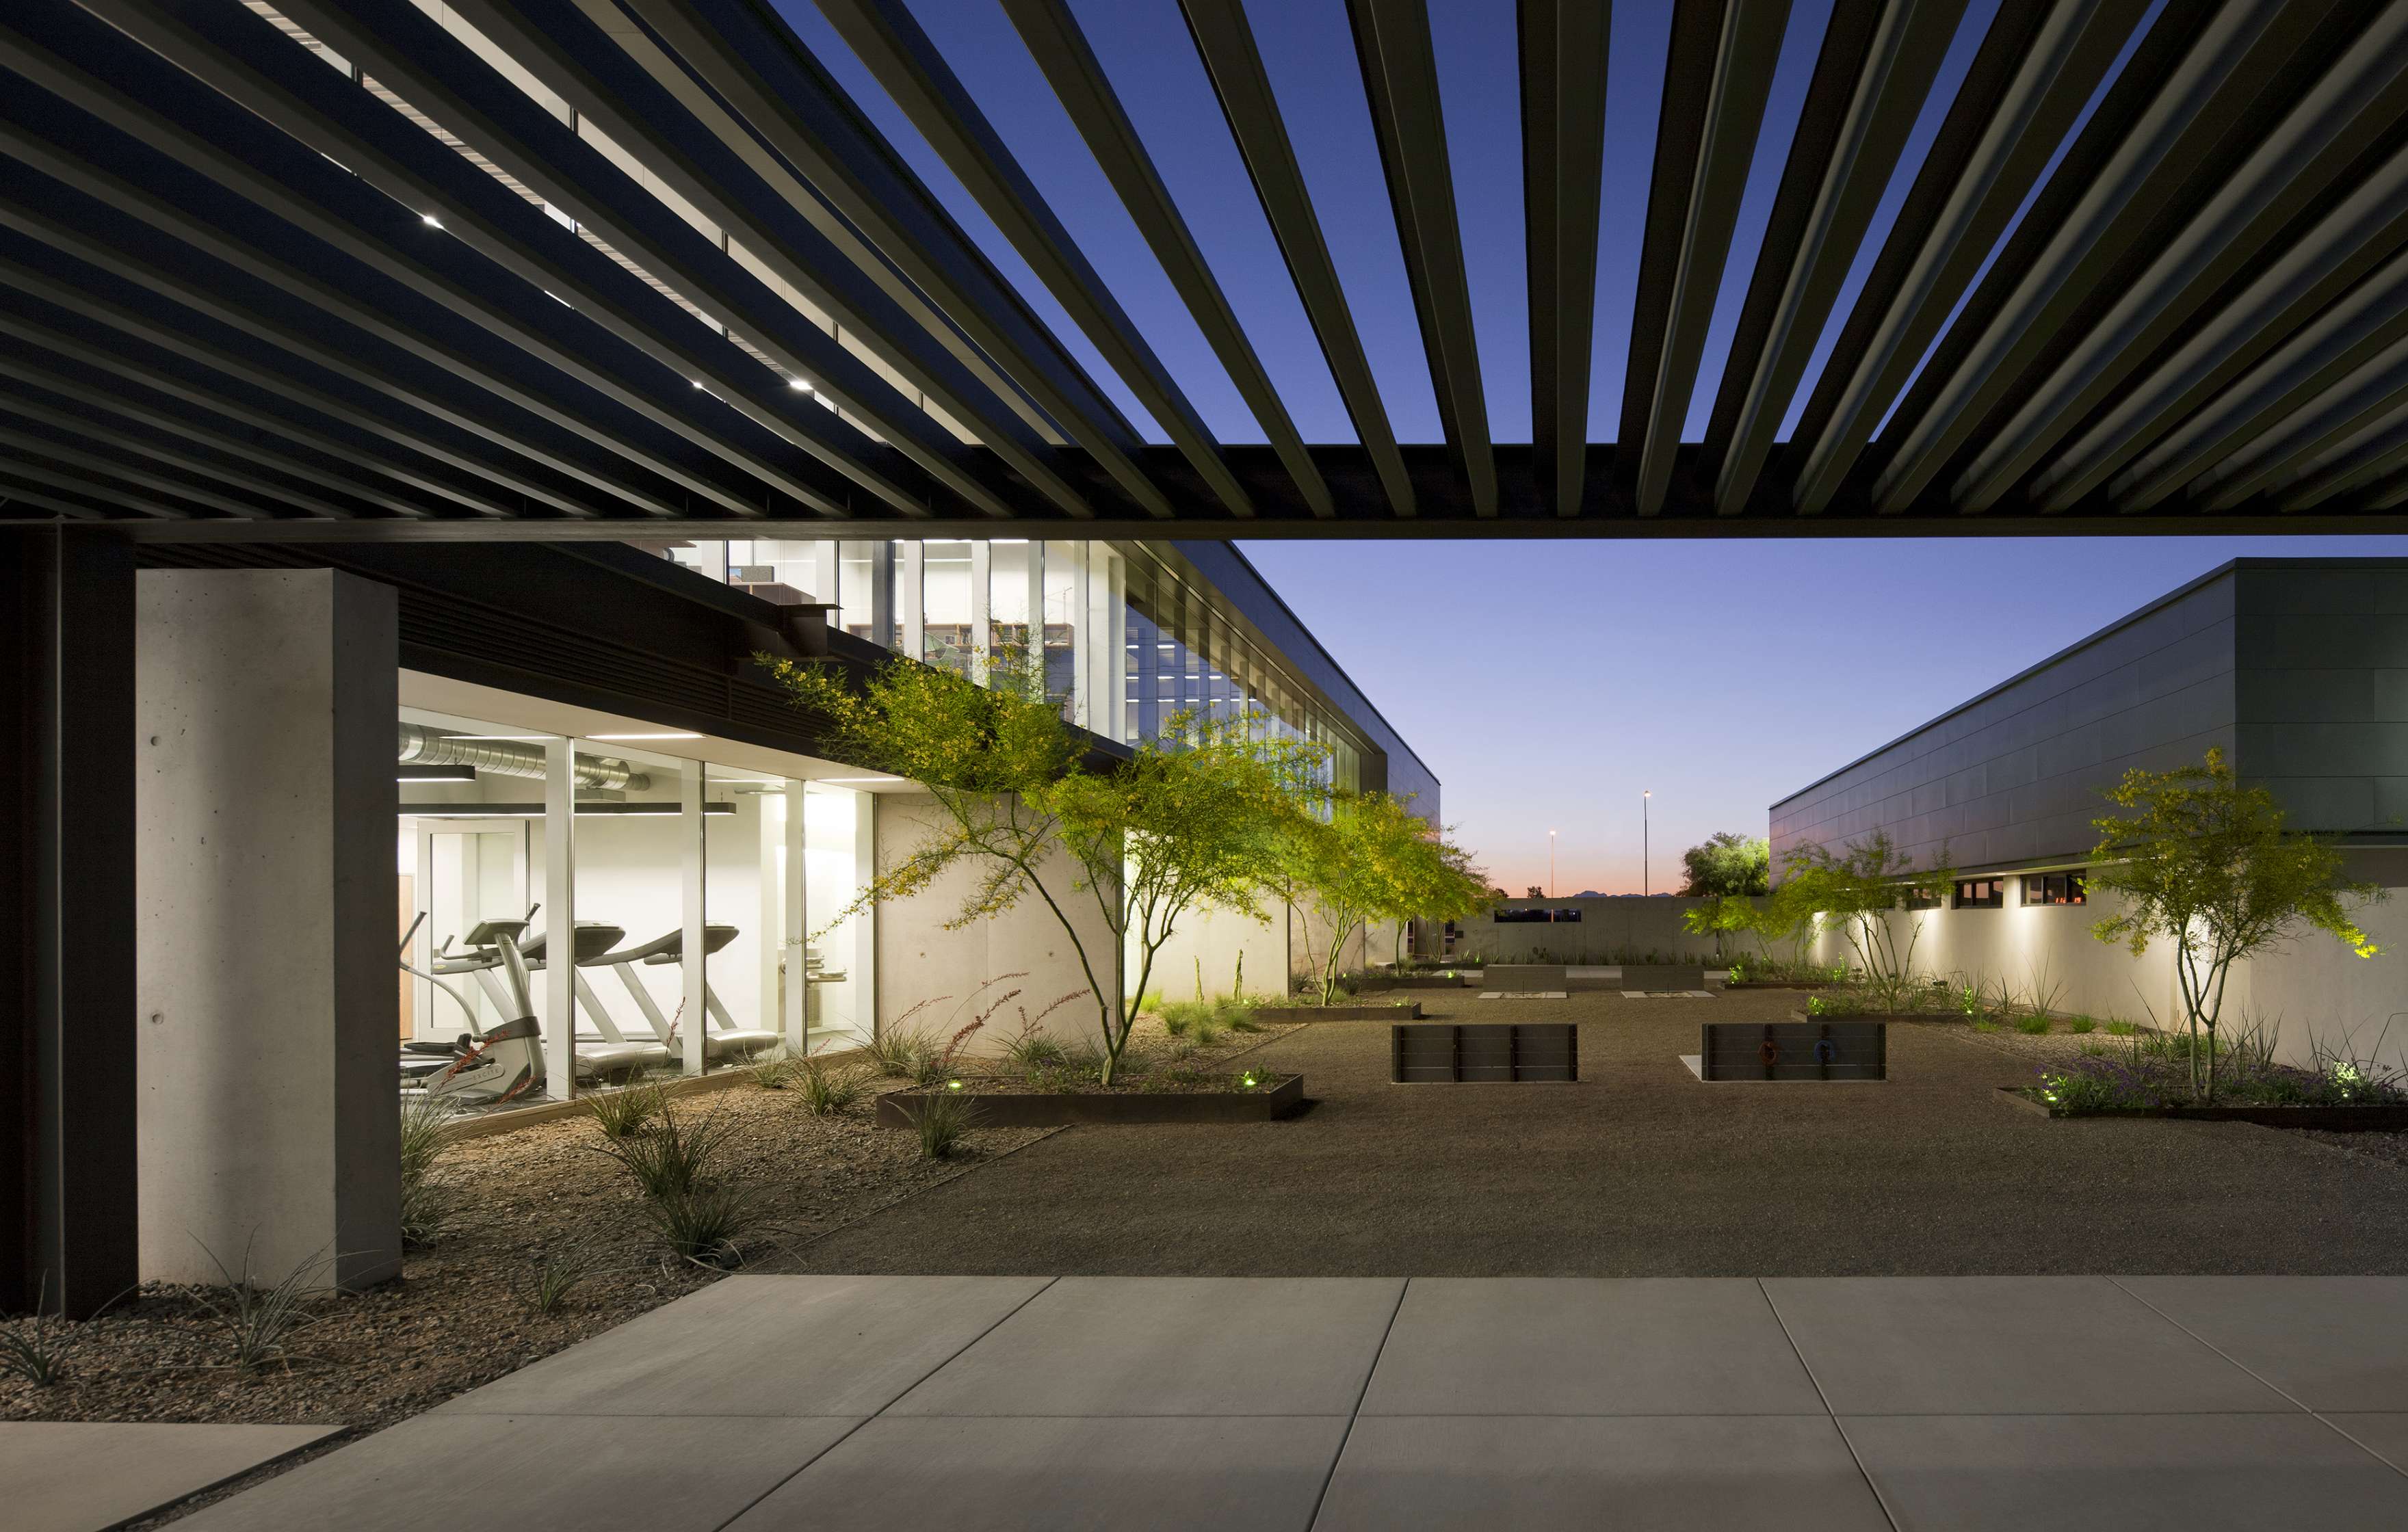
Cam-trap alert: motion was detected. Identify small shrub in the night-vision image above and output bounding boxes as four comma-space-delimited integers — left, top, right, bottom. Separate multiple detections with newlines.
2032, 1059, 2160, 1113
594, 1104, 733, 1200
586, 1079, 665, 1140
913, 1090, 980, 1159
2069, 1017, 2097, 1035
1160, 1007, 1196, 1038
640, 1185, 768, 1269
512, 1242, 610, 1315
2105, 1020, 2138, 1037
1191, 1020, 1222, 1049
2015, 1014, 2050, 1035
795, 1057, 867, 1115
0, 1277, 74, 1386
192, 1237, 330, 1373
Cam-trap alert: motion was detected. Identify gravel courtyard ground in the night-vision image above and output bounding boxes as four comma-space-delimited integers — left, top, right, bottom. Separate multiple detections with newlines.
770, 989, 2408, 1277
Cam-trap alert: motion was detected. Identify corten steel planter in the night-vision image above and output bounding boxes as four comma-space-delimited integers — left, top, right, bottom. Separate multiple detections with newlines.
1701, 1020, 1887, 1081
1263, 1001, 1426, 1021
1619, 964, 1710, 992
1995, 1087, 2408, 1130
876, 1074, 1306, 1127
1364, 974, 1473, 990
1484, 964, 1568, 991
1391, 1022, 1578, 1083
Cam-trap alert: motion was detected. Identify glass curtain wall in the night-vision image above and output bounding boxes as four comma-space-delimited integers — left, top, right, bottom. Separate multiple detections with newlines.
397, 704, 874, 1108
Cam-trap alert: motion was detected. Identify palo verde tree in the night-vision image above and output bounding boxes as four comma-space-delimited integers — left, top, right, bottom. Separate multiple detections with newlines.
1272, 791, 1486, 1003
1678, 832, 1770, 897
1681, 893, 1757, 962
763, 651, 1307, 1085
1778, 831, 1952, 990
2087, 747, 2383, 1102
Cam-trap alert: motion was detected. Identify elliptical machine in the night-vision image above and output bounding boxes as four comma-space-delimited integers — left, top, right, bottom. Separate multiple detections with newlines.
398, 906, 547, 1106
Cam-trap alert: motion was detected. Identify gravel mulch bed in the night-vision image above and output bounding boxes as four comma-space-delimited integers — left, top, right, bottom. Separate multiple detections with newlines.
2279, 1130, 2408, 1172
772, 990, 2408, 1278
1, 1072, 1048, 1430
1902, 1018, 2154, 1064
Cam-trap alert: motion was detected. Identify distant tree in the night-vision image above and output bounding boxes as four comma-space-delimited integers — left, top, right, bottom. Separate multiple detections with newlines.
1679, 833, 1770, 897
2088, 748, 2383, 1102
1779, 832, 1949, 988
1525, 885, 1544, 899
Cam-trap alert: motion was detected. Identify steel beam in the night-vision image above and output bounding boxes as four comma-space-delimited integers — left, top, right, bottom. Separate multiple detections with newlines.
0, 393, 371, 520
2111, 247, 2408, 511
1962, 3, 2408, 512
2039, 138, 2408, 512
434, 0, 1095, 520
1788, 0, 2149, 515
1872, 0, 2338, 512
1348, 0, 1495, 516
0, 267, 608, 523
619, 0, 1172, 518
1623, 0, 1792, 517
815, 0, 1251, 518
214, 0, 949, 521
1179, 0, 1416, 516
1001, 0, 1332, 517
1703, 0, 1966, 517
1518, 0, 1610, 517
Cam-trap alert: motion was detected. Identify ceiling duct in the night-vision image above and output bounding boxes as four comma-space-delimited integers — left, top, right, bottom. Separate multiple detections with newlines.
397, 723, 651, 791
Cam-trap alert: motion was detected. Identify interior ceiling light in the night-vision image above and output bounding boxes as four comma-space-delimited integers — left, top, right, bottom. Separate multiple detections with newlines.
395, 801, 735, 818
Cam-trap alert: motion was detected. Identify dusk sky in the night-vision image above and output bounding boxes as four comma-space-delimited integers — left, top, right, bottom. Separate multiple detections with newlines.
779, 0, 2408, 890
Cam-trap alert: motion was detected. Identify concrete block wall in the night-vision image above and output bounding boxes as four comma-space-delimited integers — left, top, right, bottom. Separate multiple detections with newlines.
873, 792, 1118, 1059
1450, 896, 1732, 965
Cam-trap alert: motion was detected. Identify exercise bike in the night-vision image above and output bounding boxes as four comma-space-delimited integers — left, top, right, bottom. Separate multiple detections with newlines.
397, 906, 547, 1105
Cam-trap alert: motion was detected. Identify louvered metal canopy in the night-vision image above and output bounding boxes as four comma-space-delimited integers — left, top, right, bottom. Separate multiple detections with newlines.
5, 0, 2408, 540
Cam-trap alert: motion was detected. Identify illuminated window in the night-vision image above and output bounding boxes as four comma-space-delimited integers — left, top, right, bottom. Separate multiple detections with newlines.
1903, 886, 1942, 910
1954, 878, 2005, 909
2021, 872, 2086, 906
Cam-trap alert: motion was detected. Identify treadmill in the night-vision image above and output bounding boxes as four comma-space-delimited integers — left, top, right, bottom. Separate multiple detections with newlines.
597, 923, 783, 1061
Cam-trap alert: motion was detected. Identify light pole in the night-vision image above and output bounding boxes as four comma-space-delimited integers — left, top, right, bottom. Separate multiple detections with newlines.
1642, 791, 1652, 896
1547, 828, 1556, 897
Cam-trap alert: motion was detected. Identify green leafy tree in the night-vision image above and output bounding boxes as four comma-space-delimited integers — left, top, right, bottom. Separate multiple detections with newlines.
1678, 832, 1770, 897
2087, 748, 2383, 1102
1380, 813, 1490, 964
1681, 893, 1757, 962
762, 652, 1310, 1084
1779, 831, 1950, 989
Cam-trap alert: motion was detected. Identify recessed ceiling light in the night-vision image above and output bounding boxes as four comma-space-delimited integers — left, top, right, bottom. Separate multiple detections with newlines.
788, 378, 811, 391
421, 213, 441, 227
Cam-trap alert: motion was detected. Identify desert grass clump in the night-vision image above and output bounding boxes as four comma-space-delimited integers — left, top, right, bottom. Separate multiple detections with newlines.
594, 1103, 734, 1200
2105, 1019, 2138, 1037
640, 1185, 770, 1269
913, 1090, 980, 1160
397, 1093, 456, 1247
192, 1237, 330, 1373
586, 1079, 666, 1140
1970, 1019, 1999, 1034
0, 1278, 75, 1386
746, 1046, 797, 1089
2069, 1016, 2097, 1035
2016, 1014, 2051, 1035
796, 1056, 867, 1116
512, 1242, 612, 1315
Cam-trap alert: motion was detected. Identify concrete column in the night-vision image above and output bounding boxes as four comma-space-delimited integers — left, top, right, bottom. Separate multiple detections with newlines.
4, 529, 138, 1316
681, 759, 707, 1077
854, 791, 879, 1034
967, 540, 991, 684
543, 738, 577, 1100
900, 540, 924, 661
134, 568, 400, 1291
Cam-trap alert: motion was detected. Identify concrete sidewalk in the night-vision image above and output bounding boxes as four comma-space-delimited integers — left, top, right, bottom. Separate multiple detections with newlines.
171, 1273, 2408, 1530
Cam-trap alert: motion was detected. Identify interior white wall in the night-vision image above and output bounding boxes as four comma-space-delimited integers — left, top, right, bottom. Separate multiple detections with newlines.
874, 792, 1117, 1057
135, 569, 400, 1290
